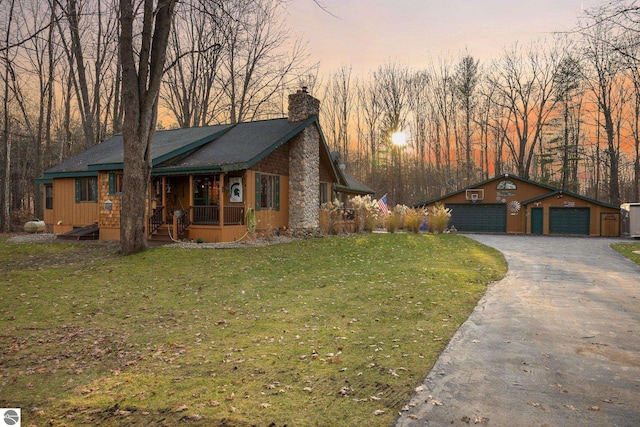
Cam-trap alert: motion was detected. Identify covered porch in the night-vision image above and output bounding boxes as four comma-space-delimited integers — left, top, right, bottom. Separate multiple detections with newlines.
147, 172, 248, 243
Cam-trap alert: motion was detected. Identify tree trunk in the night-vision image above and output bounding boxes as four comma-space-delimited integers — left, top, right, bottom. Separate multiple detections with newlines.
1, 0, 15, 232
118, 0, 176, 255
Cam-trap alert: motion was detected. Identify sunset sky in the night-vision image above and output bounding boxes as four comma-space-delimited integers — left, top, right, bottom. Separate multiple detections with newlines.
285, 0, 604, 76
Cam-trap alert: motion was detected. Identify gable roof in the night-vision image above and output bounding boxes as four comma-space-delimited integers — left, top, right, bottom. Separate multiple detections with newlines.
414, 174, 618, 210
414, 174, 548, 207
334, 170, 375, 195
154, 117, 316, 174
521, 189, 619, 210
41, 116, 340, 182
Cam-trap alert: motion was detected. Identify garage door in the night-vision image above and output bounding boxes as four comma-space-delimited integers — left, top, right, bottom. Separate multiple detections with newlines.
549, 207, 590, 235
445, 203, 507, 233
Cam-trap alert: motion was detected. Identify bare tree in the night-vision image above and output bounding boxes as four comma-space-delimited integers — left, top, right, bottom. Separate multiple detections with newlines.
357, 76, 381, 181
162, 1, 224, 127
217, 0, 309, 123
320, 65, 354, 161
372, 62, 411, 204
427, 58, 457, 174
488, 41, 560, 179
454, 54, 480, 185
552, 52, 584, 191
1, 0, 17, 231
407, 70, 430, 197
119, 0, 177, 254
579, 17, 624, 205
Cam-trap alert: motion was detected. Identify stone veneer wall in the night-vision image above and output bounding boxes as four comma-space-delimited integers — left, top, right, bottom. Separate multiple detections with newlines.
288, 90, 320, 230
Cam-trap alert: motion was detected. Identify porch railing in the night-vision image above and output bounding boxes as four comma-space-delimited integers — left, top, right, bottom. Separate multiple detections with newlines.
148, 206, 164, 235
224, 206, 245, 225
192, 205, 244, 225
177, 207, 191, 237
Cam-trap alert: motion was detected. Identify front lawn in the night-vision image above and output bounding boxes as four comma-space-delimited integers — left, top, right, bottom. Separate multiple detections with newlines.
611, 241, 640, 265
0, 233, 506, 426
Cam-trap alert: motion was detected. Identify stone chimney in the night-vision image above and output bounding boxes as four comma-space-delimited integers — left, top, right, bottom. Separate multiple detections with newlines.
288, 88, 320, 230
288, 87, 320, 122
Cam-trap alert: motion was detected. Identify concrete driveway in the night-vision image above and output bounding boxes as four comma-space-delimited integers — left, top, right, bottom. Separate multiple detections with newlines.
396, 235, 640, 427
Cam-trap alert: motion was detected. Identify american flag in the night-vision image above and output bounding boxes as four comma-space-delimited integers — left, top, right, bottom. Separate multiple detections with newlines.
377, 194, 389, 215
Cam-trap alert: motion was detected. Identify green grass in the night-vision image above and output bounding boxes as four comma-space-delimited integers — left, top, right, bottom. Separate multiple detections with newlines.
612, 241, 640, 265
0, 234, 506, 426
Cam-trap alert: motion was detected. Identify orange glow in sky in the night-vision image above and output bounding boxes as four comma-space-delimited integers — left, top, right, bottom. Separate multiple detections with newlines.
286, 0, 603, 75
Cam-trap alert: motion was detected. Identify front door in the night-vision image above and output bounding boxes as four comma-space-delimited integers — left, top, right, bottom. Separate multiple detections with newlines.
531, 207, 543, 235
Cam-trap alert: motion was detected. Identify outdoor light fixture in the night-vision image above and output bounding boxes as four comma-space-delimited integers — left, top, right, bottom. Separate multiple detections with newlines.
104, 199, 113, 212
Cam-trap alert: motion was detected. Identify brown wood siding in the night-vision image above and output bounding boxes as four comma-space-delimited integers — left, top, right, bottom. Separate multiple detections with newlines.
525, 193, 620, 236
51, 178, 99, 231
253, 143, 289, 175
319, 157, 333, 183
428, 176, 620, 236
439, 177, 549, 234
247, 170, 289, 230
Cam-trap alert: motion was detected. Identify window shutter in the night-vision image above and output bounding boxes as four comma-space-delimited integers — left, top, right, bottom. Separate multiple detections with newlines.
108, 173, 115, 195
75, 178, 80, 203
255, 173, 261, 211
275, 175, 280, 211
91, 178, 98, 202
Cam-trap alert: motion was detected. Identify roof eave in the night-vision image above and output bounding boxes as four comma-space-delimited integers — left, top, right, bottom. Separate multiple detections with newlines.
40, 171, 99, 180
243, 116, 316, 168
151, 125, 234, 166
151, 162, 249, 176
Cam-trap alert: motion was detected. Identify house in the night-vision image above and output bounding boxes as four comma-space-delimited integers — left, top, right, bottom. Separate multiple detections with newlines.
415, 174, 621, 237
38, 89, 365, 243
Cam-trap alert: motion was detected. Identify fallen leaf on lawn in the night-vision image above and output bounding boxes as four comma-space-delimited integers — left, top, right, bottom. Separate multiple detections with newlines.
415, 385, 426, 392
373, 409, 385, 416
602, 398, 613, 404
588, 406, 600, 411
259, 403, 271, 408
564, 404, 577, 411
229, 406, 237, 413
303, 387, 313, 393
339, 386, 351, 396
407, 414, 419, 419
174, 404, 188, 412
427, 395, 443, 406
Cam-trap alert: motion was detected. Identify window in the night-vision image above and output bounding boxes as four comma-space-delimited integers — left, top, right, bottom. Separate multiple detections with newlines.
108, 172, 123, 195
75, 177, 97, 202
45, 185, 53, 209
319, 183, 329, 206
255, 173, 279, 210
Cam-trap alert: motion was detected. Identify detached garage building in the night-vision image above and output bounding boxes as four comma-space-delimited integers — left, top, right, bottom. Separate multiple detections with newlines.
415, 174, 620, 237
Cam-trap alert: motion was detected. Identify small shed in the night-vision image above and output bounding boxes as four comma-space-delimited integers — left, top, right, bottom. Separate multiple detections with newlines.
415, 174, 620, 237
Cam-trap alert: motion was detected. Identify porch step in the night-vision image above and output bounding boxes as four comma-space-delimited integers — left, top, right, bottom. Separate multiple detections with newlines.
58, 224, 100, 240
149, 225, 176, 243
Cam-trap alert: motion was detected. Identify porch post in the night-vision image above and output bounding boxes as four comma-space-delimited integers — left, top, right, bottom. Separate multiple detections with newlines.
219, 172, 225, 226
189, 175, 194, 224
161, 177, 167, 209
